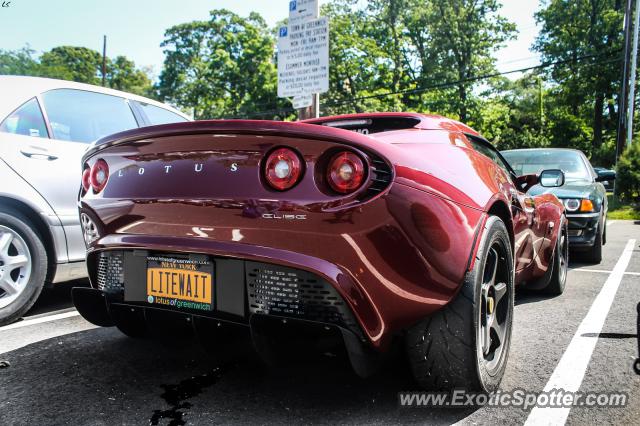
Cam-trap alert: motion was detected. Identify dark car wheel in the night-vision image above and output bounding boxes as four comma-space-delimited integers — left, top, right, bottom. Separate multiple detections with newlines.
0, 209, 48, 326
585, 221, 603, 264
406, 216, 514, 391
542, 217, 569, 295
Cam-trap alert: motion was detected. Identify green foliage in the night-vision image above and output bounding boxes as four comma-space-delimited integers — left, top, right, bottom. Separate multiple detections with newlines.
534, 0, 623, 155
0, 47, 41, 75
616, 142, 640, 203
40, 46, 103, 84
322, 0, 515, 121
476, 75, 550, 150
546, 106, 593, 153
107, 56, 153, 97
0, 1, 625, 165
0, 46, 154, 97
156, 9, 290, 120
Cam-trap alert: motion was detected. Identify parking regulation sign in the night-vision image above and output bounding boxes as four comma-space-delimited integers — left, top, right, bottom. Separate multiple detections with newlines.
288, 0, 318, 25
277, 17, 329, 98
292, 94, 313, 109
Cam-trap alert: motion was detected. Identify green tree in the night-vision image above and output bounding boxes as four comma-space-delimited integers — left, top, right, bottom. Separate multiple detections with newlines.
0, 45, 154, 98
425, 0, 516, 122
534, 0, 623, 151
0, 47, 41, 76
157, 9, 288, 119
39, 46, 103, 84
323, 0, 406, 114
322, 0, 515, 121
478, 74, 550, 149
616, 142, 640, 202
107, 56, 153, 97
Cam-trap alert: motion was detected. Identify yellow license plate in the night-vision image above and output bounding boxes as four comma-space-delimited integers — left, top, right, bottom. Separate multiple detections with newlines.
146, 256, 213, 308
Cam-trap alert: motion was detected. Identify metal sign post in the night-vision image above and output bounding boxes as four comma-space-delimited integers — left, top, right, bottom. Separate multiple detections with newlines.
626, 0, 640, 147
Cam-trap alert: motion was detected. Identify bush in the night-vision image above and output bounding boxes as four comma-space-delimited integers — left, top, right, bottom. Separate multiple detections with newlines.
616, 142, 640, 203
591, 138, 617, 169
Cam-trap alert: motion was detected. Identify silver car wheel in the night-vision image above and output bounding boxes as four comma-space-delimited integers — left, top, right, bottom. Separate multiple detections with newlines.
0, 225, 32, 309
81, 213, 99, 245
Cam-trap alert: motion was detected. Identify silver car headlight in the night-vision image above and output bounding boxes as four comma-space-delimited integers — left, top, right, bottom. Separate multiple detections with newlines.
563, 199, 581, 212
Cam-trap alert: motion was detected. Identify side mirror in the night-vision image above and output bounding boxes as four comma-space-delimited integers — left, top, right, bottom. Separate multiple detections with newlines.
539, 169, 565, 187
595, 169, 616, 182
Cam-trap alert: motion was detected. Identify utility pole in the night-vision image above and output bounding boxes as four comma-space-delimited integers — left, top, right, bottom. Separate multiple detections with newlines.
627, 0, 640, 147
101, 35, 107, 87
616, 0, 634, 162
539, 76, 544, 136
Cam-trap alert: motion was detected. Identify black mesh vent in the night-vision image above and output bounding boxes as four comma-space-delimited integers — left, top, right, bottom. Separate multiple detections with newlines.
96, 251, 124, 294
246, 262, 361, 336
362, 154, 392, 200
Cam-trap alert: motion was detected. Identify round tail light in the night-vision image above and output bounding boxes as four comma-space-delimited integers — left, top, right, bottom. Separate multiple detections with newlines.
81, 165, 91, 192
264, 148, 303, 191
90, 159, 109, 193
327, 151, 365, 193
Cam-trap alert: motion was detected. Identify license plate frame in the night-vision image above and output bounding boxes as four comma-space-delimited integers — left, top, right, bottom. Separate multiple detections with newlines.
145, 254, 214, 311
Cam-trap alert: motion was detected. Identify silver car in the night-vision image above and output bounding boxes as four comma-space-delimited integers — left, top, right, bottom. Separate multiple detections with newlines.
0, 76, 190, 325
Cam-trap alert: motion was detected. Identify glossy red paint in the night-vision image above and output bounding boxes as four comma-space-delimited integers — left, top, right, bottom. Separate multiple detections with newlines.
79, 113, 563, 349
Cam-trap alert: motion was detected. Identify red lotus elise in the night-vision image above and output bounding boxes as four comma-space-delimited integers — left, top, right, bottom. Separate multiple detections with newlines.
74, 113, 567, 391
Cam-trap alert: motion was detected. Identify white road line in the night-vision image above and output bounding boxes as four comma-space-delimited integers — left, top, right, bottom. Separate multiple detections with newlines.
525, 239, 636, 426
570, 268, 640, 276
0, 310, 80, 332
607, 220, 617, 226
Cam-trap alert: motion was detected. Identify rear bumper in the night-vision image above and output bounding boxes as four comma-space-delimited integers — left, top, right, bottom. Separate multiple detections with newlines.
79, 184, 484, 350
86, 250, 365, 338
566, 212, 601, 249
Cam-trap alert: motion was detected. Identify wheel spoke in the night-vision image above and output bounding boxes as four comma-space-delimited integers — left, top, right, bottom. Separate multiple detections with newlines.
494, 282, 507, 306
6, 254, 28, 270
490, 319, 503, 349
0, 232, 12, 256
0, 276, 19, 295
483, 314, 493, 354
484, 248, 498, 285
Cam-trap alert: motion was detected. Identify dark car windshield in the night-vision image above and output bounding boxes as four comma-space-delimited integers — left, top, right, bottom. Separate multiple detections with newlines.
501, 149, 591, 181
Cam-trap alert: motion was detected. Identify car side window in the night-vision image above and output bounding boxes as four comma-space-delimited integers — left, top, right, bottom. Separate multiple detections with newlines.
467, 135, 514, 178
0, 98, 49, 139
134, 101, 187, 125
41, 89, 139, 143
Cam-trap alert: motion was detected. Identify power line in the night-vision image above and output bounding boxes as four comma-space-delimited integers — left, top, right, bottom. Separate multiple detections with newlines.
225, 51, 622, 119
322, 52, 622, 109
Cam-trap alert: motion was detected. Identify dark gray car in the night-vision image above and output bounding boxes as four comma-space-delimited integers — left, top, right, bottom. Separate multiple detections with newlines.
501, 148, 614, 263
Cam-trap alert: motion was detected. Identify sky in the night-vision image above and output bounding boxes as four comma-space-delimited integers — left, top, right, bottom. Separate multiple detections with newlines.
0, 0, 542, 80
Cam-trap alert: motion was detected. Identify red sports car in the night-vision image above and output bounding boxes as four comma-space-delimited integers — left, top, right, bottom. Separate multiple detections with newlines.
74, 113, 567, 391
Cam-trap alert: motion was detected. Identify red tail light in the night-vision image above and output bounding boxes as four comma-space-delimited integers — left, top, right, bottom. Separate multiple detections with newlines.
90, 159, 109, 193
327, 151, 365, 193
264, 148, 303, 191
81, 165, 91, 192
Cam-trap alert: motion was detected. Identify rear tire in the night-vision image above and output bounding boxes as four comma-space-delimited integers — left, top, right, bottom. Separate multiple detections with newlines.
406, 216, 514, 391
542, 217, 568, 295
0, 210, 47, 326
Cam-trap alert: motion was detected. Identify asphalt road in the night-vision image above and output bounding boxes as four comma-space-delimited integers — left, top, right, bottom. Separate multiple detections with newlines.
1, 221, 639, 425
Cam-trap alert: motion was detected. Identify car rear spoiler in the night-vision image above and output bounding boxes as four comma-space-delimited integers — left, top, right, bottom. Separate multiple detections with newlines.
82, 119, 399, 165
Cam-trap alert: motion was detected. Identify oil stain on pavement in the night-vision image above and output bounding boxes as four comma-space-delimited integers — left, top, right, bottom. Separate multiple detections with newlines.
150, 366, 229, 426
